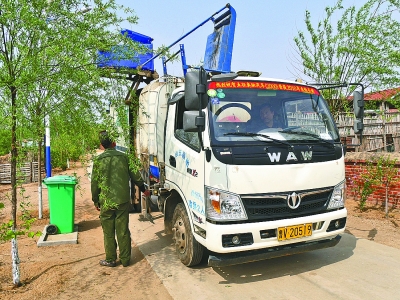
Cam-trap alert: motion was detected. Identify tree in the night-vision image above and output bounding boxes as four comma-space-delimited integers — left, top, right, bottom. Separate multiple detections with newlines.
372, 155, 400, 218
0, 0, 145, 286
293, 0, 400, 115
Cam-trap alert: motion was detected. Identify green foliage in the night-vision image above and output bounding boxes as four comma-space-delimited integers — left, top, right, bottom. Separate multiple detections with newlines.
351, 162, 377, 211
99, 90, 143, 173
91, 157, 119, 211
387, 98, 400, 111
364, 100, 381, 111
0, 200, 41, 242
351, 155, 400, 212
0, 184, 41, 242
359, 175, 375, 211
372, 155, 399, 217
98, 176, 119, 211
0, 129, 11, 155
294, 0, 400, 115
125, 95, 143, 173
50, 114, 101, 169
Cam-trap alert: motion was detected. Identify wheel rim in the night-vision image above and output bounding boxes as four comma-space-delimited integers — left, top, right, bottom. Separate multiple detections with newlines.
173, 216, 187, 253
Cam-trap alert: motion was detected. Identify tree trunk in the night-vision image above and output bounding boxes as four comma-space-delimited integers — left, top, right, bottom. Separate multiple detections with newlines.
385, 183, 389, 219
10, 85, 21, 286
38, 127, 43, 183
10, 86, 17, 229
382, 102, 387, 151
38, 140, 43, 219
11, 238, 21, 286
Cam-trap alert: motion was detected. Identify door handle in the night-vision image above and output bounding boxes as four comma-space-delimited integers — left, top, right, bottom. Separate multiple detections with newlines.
169, 155, 176, 168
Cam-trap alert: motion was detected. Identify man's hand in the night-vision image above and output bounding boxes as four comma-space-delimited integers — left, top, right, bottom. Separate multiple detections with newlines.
142, 190, 151, 197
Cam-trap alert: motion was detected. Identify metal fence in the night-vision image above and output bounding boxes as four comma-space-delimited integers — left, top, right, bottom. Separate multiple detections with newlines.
0, 162, 44, 184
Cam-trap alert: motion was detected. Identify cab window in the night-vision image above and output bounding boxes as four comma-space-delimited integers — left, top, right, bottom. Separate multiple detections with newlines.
174, 98, 200, 151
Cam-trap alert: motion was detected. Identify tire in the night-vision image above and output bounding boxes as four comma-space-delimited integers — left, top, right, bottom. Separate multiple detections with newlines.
172, 203, 204, 266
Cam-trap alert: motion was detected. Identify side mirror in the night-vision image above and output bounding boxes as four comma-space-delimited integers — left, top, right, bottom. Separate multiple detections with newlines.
183, 111, 205, 132
353, 119, 364, 135
353, 90, 364, 119
185, 69, 208, 110
353, 90, 364, 134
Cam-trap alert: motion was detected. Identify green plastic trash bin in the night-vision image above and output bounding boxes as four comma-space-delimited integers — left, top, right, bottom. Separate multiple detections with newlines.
43, 175, 77, 234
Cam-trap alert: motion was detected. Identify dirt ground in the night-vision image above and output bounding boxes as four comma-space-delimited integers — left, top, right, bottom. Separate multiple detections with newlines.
1, 162, 400, 300
0, 162, 172, 300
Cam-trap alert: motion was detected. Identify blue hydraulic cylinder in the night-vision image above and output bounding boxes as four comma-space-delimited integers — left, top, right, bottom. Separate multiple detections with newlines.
180, 44, 188, 76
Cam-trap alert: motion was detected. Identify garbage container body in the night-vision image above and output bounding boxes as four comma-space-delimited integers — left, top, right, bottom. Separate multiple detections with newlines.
43, 175, 77, 234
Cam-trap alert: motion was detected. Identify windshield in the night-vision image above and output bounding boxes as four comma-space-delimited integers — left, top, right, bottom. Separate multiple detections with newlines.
208, 80, 339, 145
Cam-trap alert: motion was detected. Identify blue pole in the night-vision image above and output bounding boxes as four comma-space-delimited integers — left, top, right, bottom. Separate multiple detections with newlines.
45, 116, 51, 177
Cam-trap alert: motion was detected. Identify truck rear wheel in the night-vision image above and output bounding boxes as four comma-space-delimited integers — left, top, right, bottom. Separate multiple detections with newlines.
172, 203, 204, 266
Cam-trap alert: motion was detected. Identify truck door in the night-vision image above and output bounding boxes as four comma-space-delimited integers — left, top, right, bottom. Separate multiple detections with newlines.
165, 97, 206, 219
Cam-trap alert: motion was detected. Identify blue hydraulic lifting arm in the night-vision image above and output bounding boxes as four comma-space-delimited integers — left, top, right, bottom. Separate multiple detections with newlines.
140, 3, 236, 75
98, 3, 236, 78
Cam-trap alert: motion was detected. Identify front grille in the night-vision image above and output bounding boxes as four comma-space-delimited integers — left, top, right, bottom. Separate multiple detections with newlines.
242, 188, 333, 221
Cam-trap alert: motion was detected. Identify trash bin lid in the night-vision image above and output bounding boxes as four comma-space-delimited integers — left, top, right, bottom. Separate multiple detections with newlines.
43, 175, 77, 185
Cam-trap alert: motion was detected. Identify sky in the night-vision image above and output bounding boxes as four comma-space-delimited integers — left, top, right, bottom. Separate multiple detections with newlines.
115, 0, 364, 81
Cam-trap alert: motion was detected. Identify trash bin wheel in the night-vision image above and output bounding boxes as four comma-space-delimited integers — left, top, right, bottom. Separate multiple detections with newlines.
46, 224, 58, 235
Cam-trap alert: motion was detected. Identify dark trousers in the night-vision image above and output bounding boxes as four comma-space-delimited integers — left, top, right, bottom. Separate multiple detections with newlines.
100, 202, 131, 265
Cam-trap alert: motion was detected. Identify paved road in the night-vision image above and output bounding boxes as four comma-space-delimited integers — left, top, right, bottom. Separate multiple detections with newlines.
129, 211, 400, 300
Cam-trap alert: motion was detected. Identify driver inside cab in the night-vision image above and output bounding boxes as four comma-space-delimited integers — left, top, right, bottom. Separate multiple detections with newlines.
260, 103, 276, 128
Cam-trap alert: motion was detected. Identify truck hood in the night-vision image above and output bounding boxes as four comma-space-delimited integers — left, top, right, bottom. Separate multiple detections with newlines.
226, 156, 345, 194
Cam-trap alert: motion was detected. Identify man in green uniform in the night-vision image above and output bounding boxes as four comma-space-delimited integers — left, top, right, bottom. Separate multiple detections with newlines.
91, 131, 150, 267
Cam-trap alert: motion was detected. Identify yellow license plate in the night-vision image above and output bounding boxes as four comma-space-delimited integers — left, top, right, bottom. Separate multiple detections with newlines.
277, 223, 312, 241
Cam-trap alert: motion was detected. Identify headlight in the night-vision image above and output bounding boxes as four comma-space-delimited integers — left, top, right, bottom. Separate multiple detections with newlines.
327, 180, 346, 209
205, 187, 247, 221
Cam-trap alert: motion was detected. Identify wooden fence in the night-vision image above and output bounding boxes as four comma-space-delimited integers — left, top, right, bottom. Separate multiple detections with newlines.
337, 112, 400, 152
0, 162, 44, 184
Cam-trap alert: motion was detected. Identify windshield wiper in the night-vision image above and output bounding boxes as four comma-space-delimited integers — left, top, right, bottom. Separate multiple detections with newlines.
223, 132, 292, 147
278, 129, 334, 148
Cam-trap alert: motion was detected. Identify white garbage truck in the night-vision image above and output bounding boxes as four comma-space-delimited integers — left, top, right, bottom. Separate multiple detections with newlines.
135, 69, 364, 267
100, 4, 364, 267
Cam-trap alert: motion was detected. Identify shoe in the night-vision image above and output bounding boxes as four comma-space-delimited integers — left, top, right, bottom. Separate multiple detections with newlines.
99, 259, 117, 267
121, 261, 130, 267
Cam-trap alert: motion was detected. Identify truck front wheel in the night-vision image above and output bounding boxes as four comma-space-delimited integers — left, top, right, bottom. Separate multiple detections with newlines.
172, 203, 204, 266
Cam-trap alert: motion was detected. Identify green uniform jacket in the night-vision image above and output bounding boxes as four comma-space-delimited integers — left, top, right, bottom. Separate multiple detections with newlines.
91, 148, 145, 207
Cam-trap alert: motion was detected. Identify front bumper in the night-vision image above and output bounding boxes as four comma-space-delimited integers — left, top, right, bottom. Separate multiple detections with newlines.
202, 208, 346, 254
208, 235, 341, 267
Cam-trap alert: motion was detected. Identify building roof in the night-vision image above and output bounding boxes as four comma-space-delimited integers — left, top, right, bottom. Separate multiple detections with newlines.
363, 87, 400, 101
